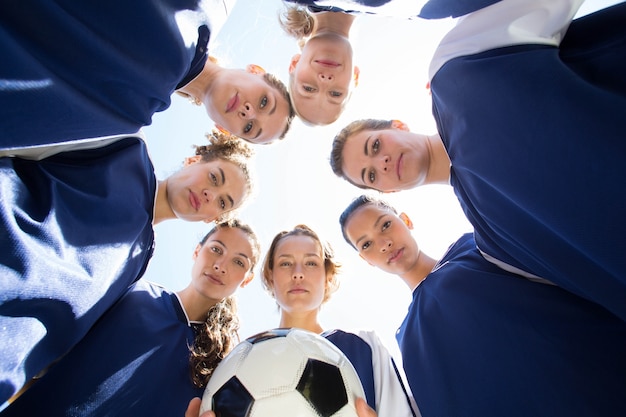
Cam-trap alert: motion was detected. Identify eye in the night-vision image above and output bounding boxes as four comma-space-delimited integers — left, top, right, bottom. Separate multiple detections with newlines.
260, 96, 268, 109
368, 169, 376, 184
381, 220, 391, 231
306, 261, 318, 267
303, 85, 315, 92
234, 258, 245, 268
210, 172, 218, 186
372, 138, 380, 154
211, 246, 223, 254
243, 121, 253, 134
219, 198, 226, 210
329, 91, 342, 97
361, 241, 371, 251
279, 261, 292, 267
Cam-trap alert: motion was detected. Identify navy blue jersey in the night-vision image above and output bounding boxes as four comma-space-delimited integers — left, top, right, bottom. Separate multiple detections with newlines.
430, 1, 626, 322
2, 281, 204, 416
397, 234, 626, 417
0, 0, 232, 148
0, 137, 156, 404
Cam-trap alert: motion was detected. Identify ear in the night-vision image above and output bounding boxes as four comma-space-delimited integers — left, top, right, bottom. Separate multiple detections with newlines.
246, 64, 266, 75
353, 66, 360, 88
183, 155, 201, 167
240, 272, 254, 288
391, 119, 410, 132
192, 243, 202, 260
399, 212, 414, 230
358, 253, 374, 267
289, 54, 301, 74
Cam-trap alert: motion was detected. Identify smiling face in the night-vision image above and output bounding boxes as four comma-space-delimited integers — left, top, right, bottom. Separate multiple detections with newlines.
165, 158, 247, 223
289, 33, 358, 125
343, 204, 420, 276
341, 125, 429, 192
205, 70, 291, 144
269, 234, 328, 315
190, 226, 254, 303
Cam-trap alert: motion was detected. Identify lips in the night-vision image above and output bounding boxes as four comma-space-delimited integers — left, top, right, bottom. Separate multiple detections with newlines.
288, 287, 308, 294
396, 153, 403, 181
204, 272, 223, 285
226, 93, 239, 113
388, 248, 404, 264
189, 190, 201, 211
315, 59, 340, 68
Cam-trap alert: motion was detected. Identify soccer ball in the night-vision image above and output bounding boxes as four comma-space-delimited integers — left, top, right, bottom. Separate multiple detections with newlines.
200, 328, 365, 417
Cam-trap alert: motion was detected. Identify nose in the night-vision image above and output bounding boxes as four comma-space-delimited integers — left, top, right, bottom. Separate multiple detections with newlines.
318, 73, 334, 82
379, 155, 391, 172
379, 238, 392, 253
213, 261, 226, 274
202, 189, 212, 203
239, 102, 256, 119
292, 264, 304, 280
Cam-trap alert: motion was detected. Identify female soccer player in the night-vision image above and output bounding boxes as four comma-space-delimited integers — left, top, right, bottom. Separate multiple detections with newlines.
0, 0, 294, 146
2, 219, 260, 416
339, 195, 626, 417
0, 130, 255, 406
260, 224, 417, 417
330, 0, 626, 323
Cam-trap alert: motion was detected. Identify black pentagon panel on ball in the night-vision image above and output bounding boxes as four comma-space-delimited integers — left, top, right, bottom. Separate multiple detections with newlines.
212, 376, 255, 417
246, 328, 291, 344
296, 359, 348, 417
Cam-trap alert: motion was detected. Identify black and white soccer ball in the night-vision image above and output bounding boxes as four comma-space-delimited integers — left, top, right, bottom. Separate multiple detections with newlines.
200, 328, 365, 417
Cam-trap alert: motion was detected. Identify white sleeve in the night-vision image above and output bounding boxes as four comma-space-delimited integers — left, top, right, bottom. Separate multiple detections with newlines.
356, 330, 421, 417
0, 131, 145, 160
429, 0, 584, 79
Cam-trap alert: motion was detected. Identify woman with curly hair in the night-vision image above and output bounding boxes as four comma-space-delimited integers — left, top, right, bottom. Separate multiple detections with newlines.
0, 130, 256, 406
2, 219, 260, 416
259, 224, 417, 417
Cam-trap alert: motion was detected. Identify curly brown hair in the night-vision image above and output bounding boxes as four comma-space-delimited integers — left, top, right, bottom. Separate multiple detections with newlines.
188, 219, 260, 388
261, 224, 340, 306
194, 129, 256, 221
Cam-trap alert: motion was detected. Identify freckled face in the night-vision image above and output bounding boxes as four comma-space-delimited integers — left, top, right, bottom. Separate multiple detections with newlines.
190, 227, 254, 303
166, 159, 247, 222
205, 70, 291, 143
341, 128, 429, 192
290, 33, 355, 125
344, 204, 420, 276
269, 235, 327, 315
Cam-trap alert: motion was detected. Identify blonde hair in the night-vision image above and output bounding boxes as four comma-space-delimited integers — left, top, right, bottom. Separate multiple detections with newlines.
279, 5, 315, 49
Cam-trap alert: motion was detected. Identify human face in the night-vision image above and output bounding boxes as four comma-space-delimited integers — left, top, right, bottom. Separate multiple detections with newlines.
344, 204, 420, 276
342, 127, 430, 192
205, 70, 291, 144
289, 33, 357, 125
270, 235, 327, 315
190, 227, 254, 303
166, 158, 247, 222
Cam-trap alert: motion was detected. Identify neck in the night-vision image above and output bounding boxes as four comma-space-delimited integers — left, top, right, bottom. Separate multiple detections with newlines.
177, 286, 219, 322
153, 180, 175, 225
176, 59, 220, 105
312, 11, 355, 38
399, 249, 437, 291
279, 309, 324, 334
424, 133, 451, 185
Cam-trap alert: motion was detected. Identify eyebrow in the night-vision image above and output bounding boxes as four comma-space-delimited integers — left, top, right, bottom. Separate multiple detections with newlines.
354, 214, 386, 247
360, 136, 371, 184
219, 167, 235, 208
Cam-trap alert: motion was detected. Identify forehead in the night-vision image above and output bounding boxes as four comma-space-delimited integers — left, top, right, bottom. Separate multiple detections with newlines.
207, 227, 253, 256
275, 234, 321, 256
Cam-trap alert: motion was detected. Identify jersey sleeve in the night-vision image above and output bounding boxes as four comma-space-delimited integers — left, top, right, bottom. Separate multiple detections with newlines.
429, 0, 583, 78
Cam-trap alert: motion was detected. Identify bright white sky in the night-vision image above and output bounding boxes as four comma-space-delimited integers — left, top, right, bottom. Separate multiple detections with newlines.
142, 0, 616, 360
